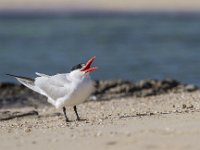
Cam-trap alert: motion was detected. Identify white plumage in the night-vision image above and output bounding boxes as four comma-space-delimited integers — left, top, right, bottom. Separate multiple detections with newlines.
34, 71, 94, 108
7, 56, 97, 122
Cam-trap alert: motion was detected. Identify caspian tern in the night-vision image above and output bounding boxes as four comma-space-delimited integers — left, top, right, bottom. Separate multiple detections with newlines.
7, 56, 97, 122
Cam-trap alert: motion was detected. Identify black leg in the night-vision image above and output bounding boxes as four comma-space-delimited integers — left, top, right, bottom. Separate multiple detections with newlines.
63, 107, 69, 122
73, 105, 80, 121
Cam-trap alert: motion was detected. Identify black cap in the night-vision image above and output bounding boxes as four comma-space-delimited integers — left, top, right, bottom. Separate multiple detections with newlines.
71, 63, 85, 71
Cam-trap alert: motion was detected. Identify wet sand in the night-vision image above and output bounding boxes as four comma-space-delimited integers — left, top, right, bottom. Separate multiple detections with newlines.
0, 91, 200, 150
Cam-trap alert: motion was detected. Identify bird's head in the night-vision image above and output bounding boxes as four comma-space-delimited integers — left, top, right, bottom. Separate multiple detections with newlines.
70, 56, 97, 79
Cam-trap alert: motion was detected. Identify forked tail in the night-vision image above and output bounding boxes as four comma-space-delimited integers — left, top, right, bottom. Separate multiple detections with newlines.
6, 74, 38, 93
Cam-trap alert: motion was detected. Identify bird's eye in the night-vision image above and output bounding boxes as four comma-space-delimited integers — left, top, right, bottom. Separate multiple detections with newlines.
81, 64, 85, 68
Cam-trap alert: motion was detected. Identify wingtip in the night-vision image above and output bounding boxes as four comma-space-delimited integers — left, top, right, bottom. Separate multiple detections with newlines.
6, 74, 20, 79
5, 74, 34, 81
6, 73, 14, 77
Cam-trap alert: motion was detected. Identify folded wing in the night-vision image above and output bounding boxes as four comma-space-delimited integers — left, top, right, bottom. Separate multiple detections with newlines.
35, 73, 72, 100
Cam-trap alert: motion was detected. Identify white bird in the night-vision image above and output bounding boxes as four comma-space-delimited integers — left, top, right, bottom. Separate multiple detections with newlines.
7, 56, 97, 122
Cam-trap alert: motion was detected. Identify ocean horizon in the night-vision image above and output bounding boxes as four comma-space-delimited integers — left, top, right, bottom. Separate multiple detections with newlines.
0, 11, 199, 85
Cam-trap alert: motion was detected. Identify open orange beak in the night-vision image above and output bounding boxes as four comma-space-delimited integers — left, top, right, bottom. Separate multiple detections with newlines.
81, 56, 97, 73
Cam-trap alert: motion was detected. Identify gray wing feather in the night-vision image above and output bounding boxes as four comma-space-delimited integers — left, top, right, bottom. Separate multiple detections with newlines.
35, 74, 71, 100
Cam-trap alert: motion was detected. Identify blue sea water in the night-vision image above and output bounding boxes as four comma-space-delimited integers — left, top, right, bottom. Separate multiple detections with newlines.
0, 12, 200, 85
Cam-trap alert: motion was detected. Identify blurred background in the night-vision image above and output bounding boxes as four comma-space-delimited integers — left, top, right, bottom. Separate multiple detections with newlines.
0, 0, 200, 85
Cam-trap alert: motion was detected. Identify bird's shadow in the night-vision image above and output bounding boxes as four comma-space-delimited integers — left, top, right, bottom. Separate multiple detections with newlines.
65, 118, 88, 123
77, 118, 87, 122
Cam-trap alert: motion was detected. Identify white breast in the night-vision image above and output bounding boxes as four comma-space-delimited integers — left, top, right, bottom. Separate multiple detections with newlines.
55, 77, 94, 108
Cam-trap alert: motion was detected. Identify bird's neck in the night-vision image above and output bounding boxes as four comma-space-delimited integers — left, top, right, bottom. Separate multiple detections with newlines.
68, 72, 90, 83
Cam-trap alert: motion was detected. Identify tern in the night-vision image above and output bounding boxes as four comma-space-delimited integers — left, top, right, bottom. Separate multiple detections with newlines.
7, 56, 97, 122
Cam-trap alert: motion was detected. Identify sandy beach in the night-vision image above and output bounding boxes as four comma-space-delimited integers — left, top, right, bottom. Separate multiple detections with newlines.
0, 89, 200, 150
1, 0, 200, 12
0, 0, 200, 148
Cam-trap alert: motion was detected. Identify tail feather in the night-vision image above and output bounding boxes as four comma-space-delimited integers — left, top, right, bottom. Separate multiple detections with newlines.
6, 74, 37, 92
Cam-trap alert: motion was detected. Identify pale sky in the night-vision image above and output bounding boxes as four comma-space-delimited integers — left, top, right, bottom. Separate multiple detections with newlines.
0, 0, 200, 11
